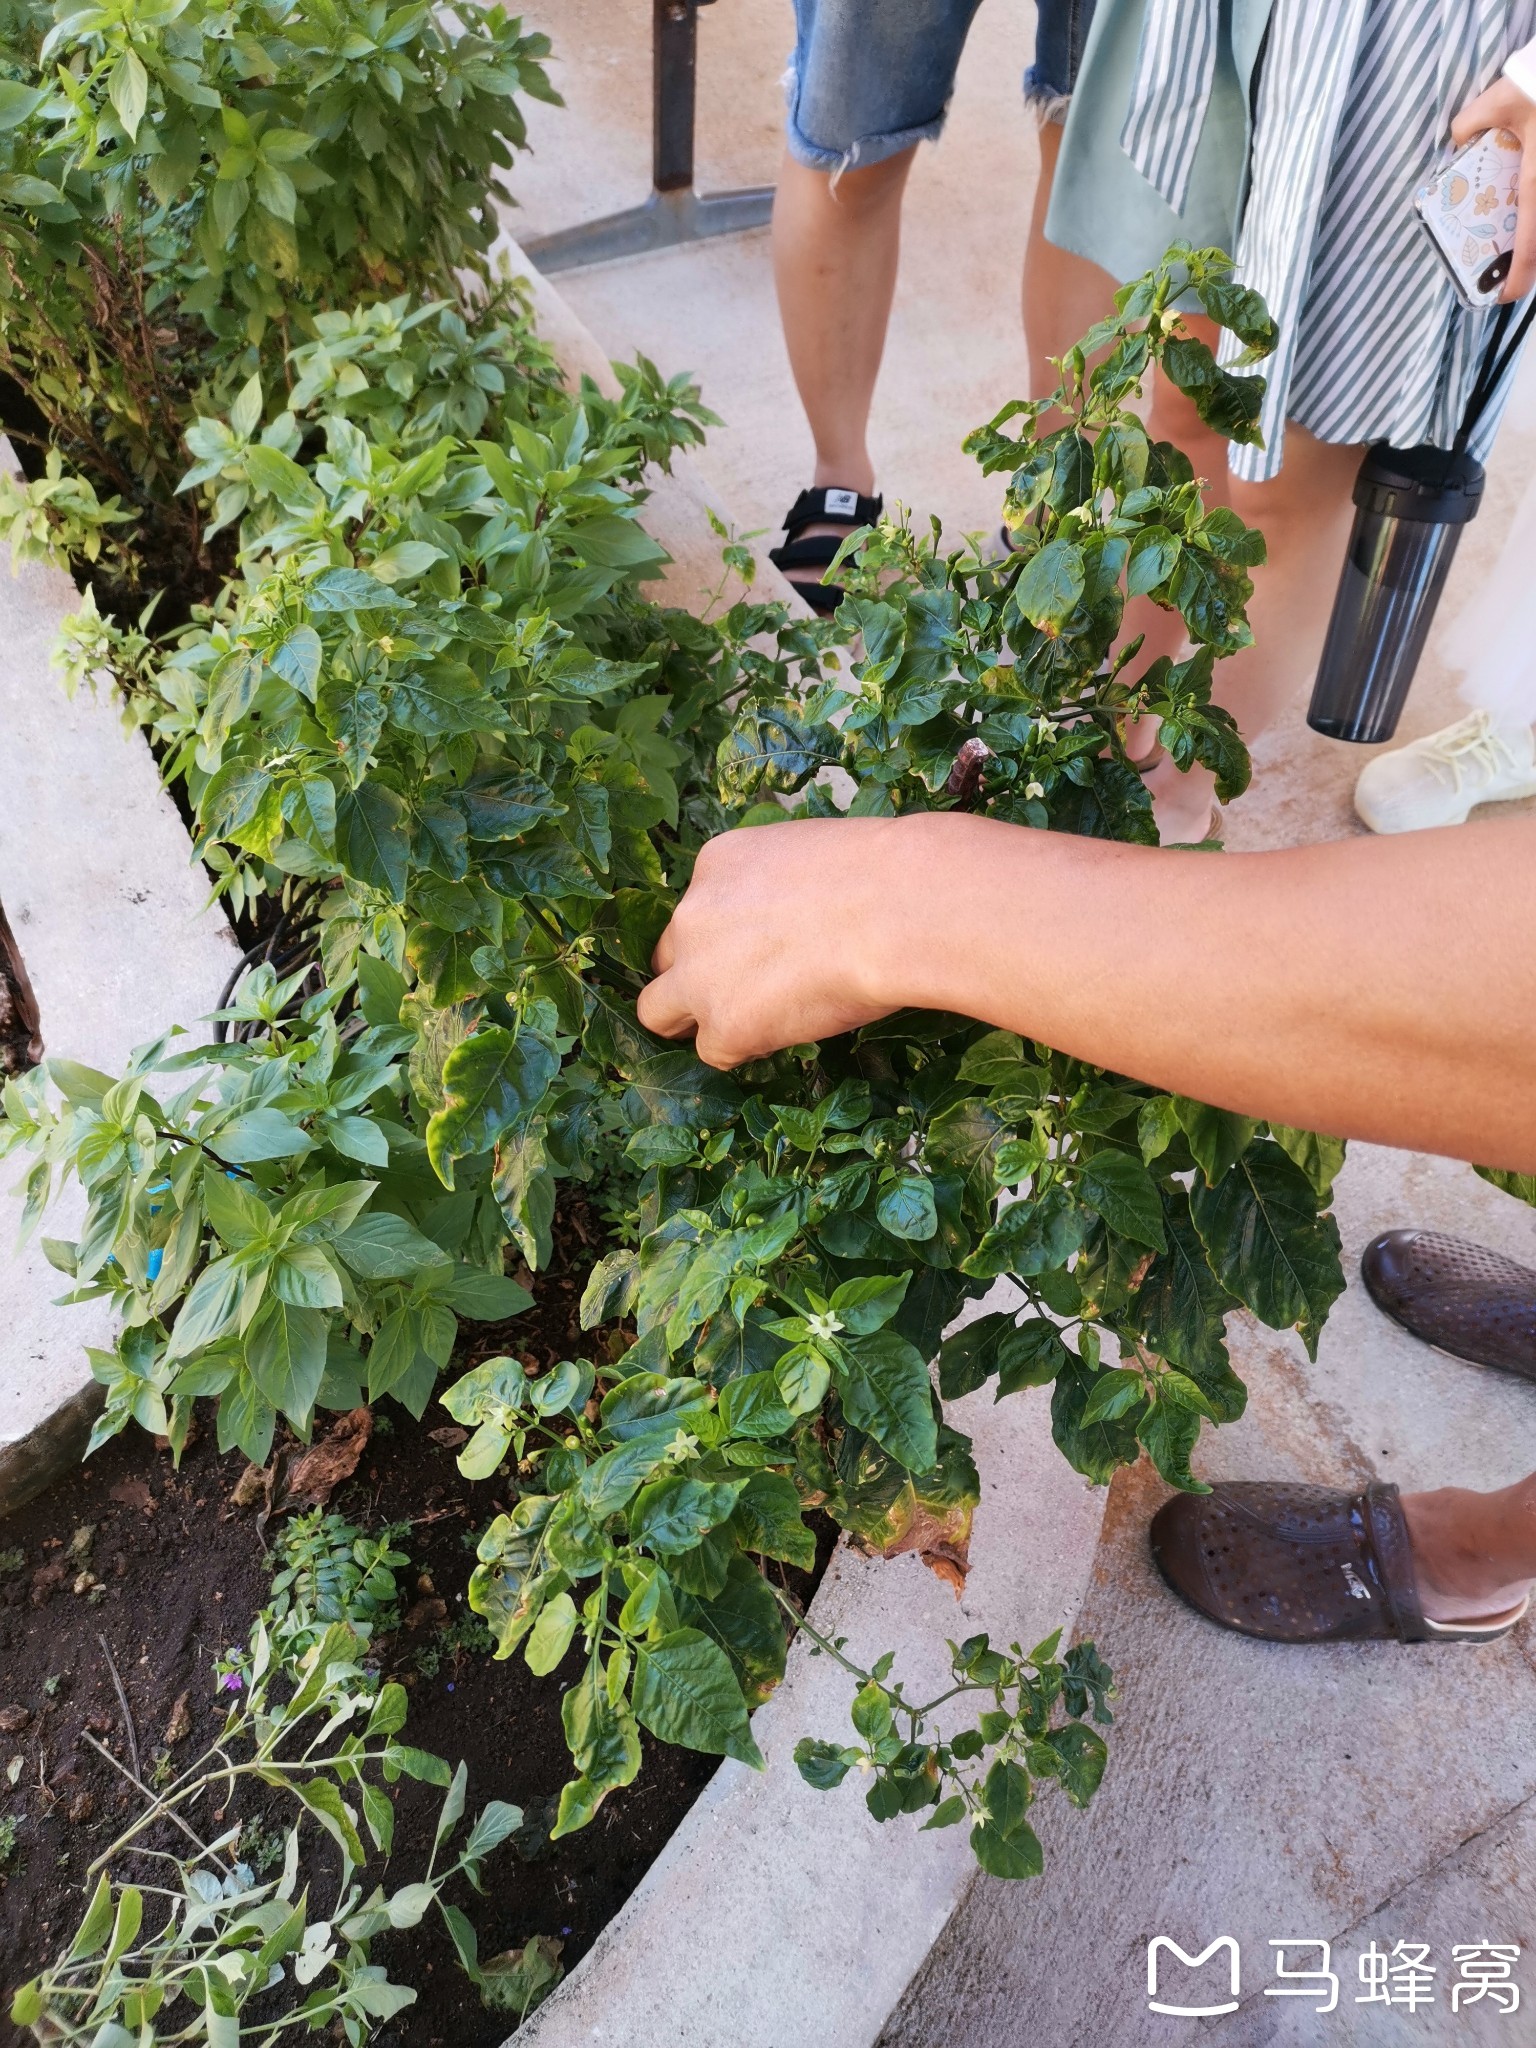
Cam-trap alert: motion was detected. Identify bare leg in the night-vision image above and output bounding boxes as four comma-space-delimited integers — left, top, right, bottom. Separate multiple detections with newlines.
1130, 316, 1363, 839
772, 145, 917, 519
1402, 1477, 1536, 1624
1022, 121, 1117, 400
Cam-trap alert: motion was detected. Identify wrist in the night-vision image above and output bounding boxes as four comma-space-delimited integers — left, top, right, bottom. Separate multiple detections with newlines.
855, 811, 1004, 1017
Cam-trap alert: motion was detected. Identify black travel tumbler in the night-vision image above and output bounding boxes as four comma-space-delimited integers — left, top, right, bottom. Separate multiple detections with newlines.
1307, 295, 1534, 745
1305, 442, 1484, 744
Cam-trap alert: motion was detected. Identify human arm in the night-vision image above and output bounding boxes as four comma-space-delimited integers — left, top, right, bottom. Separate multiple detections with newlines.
1451, 48, 1536, 300
636, 813, 1536, 1173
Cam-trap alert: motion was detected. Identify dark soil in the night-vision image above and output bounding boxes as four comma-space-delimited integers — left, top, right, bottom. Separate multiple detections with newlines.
0, 1204, 833, 2045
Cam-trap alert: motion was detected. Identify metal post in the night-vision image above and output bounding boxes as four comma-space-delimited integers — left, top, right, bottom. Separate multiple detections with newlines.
653, 0, 697, 192
523, 0, 775, 275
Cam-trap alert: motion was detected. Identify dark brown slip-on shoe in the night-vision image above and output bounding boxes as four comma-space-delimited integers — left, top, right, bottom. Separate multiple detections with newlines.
1150, 1481, 1528, 1645
1361, 1229, 1536, 1379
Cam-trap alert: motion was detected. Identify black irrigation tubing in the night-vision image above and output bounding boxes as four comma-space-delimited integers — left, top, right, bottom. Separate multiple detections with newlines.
212, 885, 325, 1043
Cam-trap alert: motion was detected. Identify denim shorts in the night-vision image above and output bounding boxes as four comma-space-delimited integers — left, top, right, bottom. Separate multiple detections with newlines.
785, 0, 1098, 172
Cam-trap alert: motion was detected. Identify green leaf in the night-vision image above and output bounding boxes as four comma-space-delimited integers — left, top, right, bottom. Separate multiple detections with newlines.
630, 1475, 745, 1553
245, 1297, 327, 1423
1013, 538, 1085, 627
441, 1266, 534, 1319
1475, 1164, 1536, 1207
633, 1628, 763, 1766
1135, 1188, 1242, 1408
996, 1318, 1072, 1396
1190, 1140, 1345, 1358
332, 1210, 451, 1280
830, 1272, 911, 1334
1051, 1355, 1143, 1484
336, 782, 410, 901
794, 1737, 856, 1789
965, 1186, 1087, 1280
272, 1244, 343, 1310
108, 47, 149, 141
937, 1312, 1015, 1399
244, 444, 318, 511
718, 1370, 796, 1440
561, 1664, 641, 1792
0, 81, 46, 132
1268, 1124, 1347, 1204
876, 1173, 938, 1243
679, 1554, 787, 1706
270, 626, 322, 698
165, 1257, 241, 1359
1033, 1723, 1107, 1807
838, 1330, 938, 1473
971, 1759, 1043, 1879
1077, 1148, 1166, 1251
775, 1348, 831, 1415
307, 567, 404, 613
215, 1108, 312, 1164
1174, 1098, 1258, 1188
426, 1026, 559, 1187
203, 1173, 271, 1249
66, 1874, 115, 1960
291, 1776, 366, 1865
525, 1592, 577, 1676
1139, 1393, 1205, 1491
731, 1469, 815, 1568
203, 649, 263, 744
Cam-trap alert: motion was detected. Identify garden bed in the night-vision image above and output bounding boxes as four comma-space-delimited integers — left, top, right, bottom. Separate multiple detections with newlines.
0, 1201, 832, 2047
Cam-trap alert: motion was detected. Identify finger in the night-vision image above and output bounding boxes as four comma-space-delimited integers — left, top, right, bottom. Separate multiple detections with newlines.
1450, 90, 1494, 148
634, 967, 696, 1042
650, 913, 677, 975
694, 1026, 749, 1073
1504, 152, 1536, 300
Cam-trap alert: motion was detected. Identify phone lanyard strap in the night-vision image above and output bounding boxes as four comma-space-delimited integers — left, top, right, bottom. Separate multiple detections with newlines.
1454, 292, 1536, 458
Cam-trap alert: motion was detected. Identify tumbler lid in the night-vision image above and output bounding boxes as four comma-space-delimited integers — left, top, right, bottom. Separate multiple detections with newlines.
1353, 442, 1485, 525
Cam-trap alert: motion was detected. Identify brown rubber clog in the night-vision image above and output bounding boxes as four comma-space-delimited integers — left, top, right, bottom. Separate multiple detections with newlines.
1362, 1229, 1536, 1379
1150, 1481, 1528, 1645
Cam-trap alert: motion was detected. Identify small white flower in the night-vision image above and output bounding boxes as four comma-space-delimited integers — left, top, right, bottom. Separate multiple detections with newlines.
805, 1310, 844, 1343
1024, 780, 1045, 801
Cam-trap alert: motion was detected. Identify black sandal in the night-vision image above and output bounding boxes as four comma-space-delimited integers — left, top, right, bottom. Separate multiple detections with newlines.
767, 486, 883, 615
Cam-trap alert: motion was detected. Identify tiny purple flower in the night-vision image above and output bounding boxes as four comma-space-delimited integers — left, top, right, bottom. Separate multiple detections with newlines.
221, 1671, 243, 1691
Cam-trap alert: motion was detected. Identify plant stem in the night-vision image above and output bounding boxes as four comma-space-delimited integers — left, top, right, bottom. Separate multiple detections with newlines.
764, 1579, 868, 1682
80, 1733, 232, 1876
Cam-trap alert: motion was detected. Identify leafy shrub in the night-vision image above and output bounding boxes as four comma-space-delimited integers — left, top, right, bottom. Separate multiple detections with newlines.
0, 0, 558, 600
0, 972, 533, 1465
263, 1508, 409, 1666
0, 243, 1348, 1874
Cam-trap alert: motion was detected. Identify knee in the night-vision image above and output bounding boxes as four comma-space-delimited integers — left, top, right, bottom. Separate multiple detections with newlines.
818, 145, 917, 217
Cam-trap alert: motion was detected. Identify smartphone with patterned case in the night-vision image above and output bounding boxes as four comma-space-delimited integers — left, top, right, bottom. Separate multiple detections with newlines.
1414, 126, 1522, 307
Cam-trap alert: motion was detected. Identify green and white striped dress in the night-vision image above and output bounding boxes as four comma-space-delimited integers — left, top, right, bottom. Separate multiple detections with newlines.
1047, 0, 1536, 480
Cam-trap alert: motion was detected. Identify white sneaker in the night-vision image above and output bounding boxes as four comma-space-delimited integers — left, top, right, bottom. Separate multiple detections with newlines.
1353, 709, 1536, 834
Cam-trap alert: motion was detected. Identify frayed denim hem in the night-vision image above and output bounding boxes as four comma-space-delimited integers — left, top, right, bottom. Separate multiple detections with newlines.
1023, 68, 1073, 126
782, 57, 951, 181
